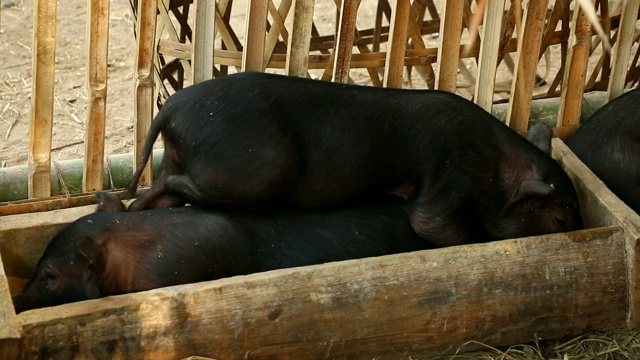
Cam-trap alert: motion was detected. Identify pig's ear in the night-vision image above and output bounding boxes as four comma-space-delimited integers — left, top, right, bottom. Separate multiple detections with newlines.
95, 191, 126, 213
76, 238, 106, 272
526, 122, 553, 155
510, 178, 555, 206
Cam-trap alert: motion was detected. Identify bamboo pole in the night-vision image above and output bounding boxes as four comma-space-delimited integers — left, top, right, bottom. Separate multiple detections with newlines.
406, 2, 436, 89
156, 0, 192, 79
506, 0, 549, 133
557, 0, 593, 128
372, 0, 390, 53
242, 0, 268, 71
332, 0, 361, 83
607, 0, 640, 100
263, 0, 293, 70
191, 0, 216, 83
474, 0, 506, 112
285, 0, 315, 77
214, 0, 241, 74
435, 0, 464, 92
28, 0, 58, 199
133, 0, 158, 187
83, 0, 110, 193
0, 150, 165, 207
383, 0, 411, 88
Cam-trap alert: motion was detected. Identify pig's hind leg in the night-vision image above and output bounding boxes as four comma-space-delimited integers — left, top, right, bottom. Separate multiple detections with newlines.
127, 174, 188, 211
127, 146, 188, 211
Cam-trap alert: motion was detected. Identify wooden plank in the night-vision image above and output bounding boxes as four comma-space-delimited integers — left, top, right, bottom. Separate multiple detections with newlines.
28, 0, 58, 199
554, 139, 640, 327
83, 0, 110, 192
505, 0, 549, 133
285, 0, 315, 77
0, 189, 138, 217
242, 0, 268, 71
191, 0, 216, 83
14, 225, 628, 359
0, 194, 100, 217
0, 205, 96, 281
607, 0, 640, 100
332, 0, 361, 83
557, 0, 592, 127
133, 0, 158, 187
474, 0, 505, 111
435, 0, 464, 92
0, 247, 21, 359
383, 0, 411, 88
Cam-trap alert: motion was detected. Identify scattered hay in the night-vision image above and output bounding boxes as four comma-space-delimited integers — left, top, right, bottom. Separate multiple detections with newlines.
431, 328, 640, 360
179, 328, 640, 359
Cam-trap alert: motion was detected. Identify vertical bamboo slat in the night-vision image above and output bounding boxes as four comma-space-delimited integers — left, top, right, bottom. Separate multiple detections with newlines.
83, 0, 110, 192
372, 0, 388, 53
285, 0, 315, 77
28, 0, 57, 199
383, 0, 411, 88
242, 0, 268, 71
435, 0, 464, 92
332, 0, 361, 83
263, 0, 293, 70
192, 0, 216, 83
557, 0, 592, 128
607, 0, 640, 100
474, 0, 505, 112
214, 0, 240, 74
506, 0, 549, 133
156, 0, 193, 80
406, 2, 436, 89
133, 0, 158, 187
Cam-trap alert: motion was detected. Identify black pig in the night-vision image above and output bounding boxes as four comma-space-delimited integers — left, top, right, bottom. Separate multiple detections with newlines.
14, 192, 432, 313
126, 72, 582, 246
567, 88, 640, 213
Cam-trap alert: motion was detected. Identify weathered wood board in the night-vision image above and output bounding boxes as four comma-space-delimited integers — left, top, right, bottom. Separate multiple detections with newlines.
553, 139, 640, 326
0, 139, 636, 359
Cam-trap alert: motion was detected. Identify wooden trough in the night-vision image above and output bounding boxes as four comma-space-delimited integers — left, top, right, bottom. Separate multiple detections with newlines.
0, 139, 637, 359
2, 0, 640, 358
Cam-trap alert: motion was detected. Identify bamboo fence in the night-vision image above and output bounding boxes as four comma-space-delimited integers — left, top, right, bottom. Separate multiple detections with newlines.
1, 0, 640, 212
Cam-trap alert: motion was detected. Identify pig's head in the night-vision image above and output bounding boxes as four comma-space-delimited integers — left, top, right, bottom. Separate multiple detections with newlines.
480, 123, 582, 240
483, 161, 582, 240
14, 222, 106, 313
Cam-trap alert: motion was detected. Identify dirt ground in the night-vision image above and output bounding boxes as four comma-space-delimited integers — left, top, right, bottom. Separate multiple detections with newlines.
0, 0, 137, 168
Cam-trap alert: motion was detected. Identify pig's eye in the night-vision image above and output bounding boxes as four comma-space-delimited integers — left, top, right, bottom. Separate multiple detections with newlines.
43, 269, 60, 290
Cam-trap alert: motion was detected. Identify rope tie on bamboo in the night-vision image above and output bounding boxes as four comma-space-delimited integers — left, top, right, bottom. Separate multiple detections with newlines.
105, 155, 116, 190
52, 161, 71, 199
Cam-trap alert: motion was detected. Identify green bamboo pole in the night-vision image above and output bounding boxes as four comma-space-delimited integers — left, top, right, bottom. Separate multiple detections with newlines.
492, 91, 608, 129
0, 92, 609, 203
0, 149, 164, 202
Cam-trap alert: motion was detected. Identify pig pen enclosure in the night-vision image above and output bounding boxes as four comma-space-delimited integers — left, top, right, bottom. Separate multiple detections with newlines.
2, 0, 640, 358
